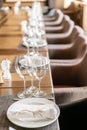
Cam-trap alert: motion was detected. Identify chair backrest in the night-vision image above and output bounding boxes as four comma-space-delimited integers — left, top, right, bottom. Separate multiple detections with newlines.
49, 34, 87, 59
45, 16, 67, 33
44, 9, 59, 22
62, 15, 74, 33
47, 8, 57, 17
71, 34, 87, 58
47, 19, 74, 44
67, 25, 84, 42
50, 48, 87, 87
45, 9, 64, 25
55, 9, 64, 25
78, 49, 87, 86
47, 25, 81, 46
51, 61, 79, 86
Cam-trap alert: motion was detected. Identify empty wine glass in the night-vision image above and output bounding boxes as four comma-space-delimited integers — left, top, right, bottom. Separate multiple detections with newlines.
26, 55, 38, 94
15, 55, 29, 99
22, 26, 39, 56
32, 55, 49, 97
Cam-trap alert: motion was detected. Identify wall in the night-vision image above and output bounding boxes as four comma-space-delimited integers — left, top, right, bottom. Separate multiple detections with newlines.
48, 0, 56, 8
0, 0, 3, 7
83, 4, 87, 33
55, 0, 64, 9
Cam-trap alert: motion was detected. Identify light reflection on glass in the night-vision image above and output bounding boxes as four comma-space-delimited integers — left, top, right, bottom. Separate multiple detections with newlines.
9, 127, 16, 130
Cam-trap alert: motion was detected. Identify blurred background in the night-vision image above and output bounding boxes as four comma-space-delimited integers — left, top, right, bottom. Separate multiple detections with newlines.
0, 0, 87, 34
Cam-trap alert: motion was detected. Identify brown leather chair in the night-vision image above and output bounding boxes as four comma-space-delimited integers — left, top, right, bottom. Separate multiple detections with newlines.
47, 25, 84, 48
45, 15, 70, 33
51, 49, 87, 117
43, 8, 59, 22
48, 34, 87, 60
50, 48, 87, 87
46, 17, 75, 44
53, 50, 87, 130
52, 39, 87, 130
44, 9, 64, 26
58, 97, 87, 130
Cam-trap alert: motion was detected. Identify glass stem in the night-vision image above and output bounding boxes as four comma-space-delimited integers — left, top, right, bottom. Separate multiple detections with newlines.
38, 79, 41, 92
27, 46, 29, 55
23, 76, 27, 94
31, 77, 34, 87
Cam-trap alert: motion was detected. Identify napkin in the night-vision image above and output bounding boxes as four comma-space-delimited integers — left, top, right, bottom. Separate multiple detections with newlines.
10, 103, 57, 121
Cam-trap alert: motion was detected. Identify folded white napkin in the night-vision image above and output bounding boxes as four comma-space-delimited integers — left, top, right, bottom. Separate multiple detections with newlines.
10, 103, 57, 121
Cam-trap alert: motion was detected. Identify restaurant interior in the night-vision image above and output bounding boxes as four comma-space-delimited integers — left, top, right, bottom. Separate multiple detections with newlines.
0, 0, 87, 130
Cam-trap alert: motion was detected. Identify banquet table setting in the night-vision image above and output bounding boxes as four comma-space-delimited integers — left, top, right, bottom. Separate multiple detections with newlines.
0, 1, 60, 130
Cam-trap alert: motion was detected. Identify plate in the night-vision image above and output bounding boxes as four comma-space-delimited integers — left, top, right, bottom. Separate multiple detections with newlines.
7, 98, 60, 128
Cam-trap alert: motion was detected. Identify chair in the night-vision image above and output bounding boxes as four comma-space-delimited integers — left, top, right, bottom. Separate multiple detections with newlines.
45, 15, 69, 33
44, 8, 57, 17
51, 50, 87, 129
44, 9, 64, 26
55, 87, 87, 106
46, 17, 74, 44
47, 25, 84, 47
43, 8, 59, 22
50, 48, 87, 87
48, 34, 87, 60
43, 7, 56, 18
53, 50, 87, 130
58, 97, 87, 130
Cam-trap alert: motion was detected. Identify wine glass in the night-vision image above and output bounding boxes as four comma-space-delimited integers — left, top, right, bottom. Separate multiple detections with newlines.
25, 55, 38, 94
22, 26, 39, 56
15, 55, 30, 99
32, 55, 49, 97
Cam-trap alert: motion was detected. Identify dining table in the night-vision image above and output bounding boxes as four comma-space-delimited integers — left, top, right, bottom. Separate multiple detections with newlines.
0, 6, 60, 130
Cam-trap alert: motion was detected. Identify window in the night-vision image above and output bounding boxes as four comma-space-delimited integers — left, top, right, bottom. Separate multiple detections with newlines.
64, 0, 75, 8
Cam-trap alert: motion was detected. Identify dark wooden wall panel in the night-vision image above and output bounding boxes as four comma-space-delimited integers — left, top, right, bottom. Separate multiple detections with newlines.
0, 0, 3, 7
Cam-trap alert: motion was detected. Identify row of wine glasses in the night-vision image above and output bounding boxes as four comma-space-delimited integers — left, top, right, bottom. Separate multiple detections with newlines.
21, 1, 46, 56
15, 2, 49, 99
15, 54, 49, 99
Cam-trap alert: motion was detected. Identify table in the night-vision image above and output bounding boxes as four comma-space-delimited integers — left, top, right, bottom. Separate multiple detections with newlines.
0, 54, 53, 96
0, 95, 60, 130
0, 8, 60, 130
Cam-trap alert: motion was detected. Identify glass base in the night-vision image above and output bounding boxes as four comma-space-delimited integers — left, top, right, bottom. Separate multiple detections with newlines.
33, 89, 46, 98
17, 91, 31, 99
27, 86, 37, 94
